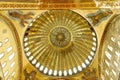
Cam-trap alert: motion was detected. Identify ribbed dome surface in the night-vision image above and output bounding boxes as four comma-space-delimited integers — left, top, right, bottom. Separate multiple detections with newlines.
23, 10, 97, 77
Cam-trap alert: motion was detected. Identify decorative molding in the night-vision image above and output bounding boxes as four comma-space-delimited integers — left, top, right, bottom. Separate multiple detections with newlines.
0, 2, 96, 9
8, 10, 34, 27
82, 68, 98, 80
24, 69, 37, 80
87, 9, 113, 26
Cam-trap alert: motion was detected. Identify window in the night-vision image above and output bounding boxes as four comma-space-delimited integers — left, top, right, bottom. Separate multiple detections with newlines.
9, 53, 14, 60
0, 52, 4, 59
2, 61, 7, 68
7, 46, 12, 52
4, 70, 8, 77
11, 72, 15, 76
10, 62, 15, 68
0, 42, 2, 47
4, 38, 9, 43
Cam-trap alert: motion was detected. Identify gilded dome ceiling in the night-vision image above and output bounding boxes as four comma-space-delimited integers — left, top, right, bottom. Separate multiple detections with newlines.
23, 10, 97, 77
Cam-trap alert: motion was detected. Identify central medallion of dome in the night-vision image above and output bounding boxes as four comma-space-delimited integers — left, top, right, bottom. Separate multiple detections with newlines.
50, 27, 71, 48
